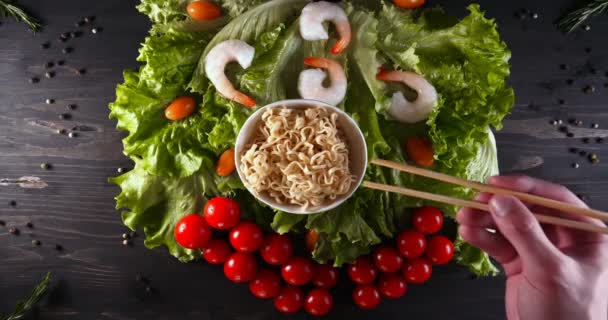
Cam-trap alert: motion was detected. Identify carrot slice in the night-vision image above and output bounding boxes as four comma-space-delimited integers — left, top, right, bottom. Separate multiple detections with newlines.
406, 137, 434, 168
216, 149, 236, 177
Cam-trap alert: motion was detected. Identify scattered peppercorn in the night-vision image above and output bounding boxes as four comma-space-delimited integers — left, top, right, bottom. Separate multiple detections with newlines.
583, 85, 595, 94
572, 163, 580, 169
84, 16, 96, 23
45, 98, 55, 104
531, 13, 539, 19
75, 20, 85, 27
62, 47, 73, 54
122, 239, 131, 246
75, 68, 86, 75
45, 71, 55, 79
560, 64, 568, 70
55, 244, 63, 251
576, 120, 583, 127
145, 286, 154, 294
32, 240, 41, 246
583, 138, 590, 143
61, 32, 70, 39
67, 104, 77, 110
68, 132, 77, 138
130, 231, 137, 238
40, 163, 51, 170
569, 147, 578, 153
57, 129, 67, 135
122, 233, 131, 240
559, 126, 568, 133
596, 138, 604, 143
590, 68, 597, 75
91, 27, 101, 34
44, 61, 54, 69
0, 220, 5, 226
9, 227, 19, 235
558, 99, 565, 105
59, 113, 71, 120
567, 132, 574, 138
583, 25, 591, 31
592, 123, 599, 129
550, 120, 557, 125
9, 200, 16, 206
117, 167, 126, 173
41, 42, 50, 49
557, 119, 563, 125
566, 79, 574, 85
29, 77, 39, 84
57, 60, 65, 66
579, 150, 587, 156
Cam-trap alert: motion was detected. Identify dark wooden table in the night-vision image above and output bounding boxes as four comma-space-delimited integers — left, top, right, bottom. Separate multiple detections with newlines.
1, 0, 607, 319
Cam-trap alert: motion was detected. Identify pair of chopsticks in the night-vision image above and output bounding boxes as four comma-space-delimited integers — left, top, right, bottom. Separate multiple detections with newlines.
363, 159, 608, 235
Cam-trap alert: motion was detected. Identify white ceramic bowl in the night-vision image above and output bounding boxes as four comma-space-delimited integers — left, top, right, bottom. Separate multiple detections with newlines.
235, 99, 368, 215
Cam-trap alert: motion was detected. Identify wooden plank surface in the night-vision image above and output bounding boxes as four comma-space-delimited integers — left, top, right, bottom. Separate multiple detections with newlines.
1, 0, 607, 319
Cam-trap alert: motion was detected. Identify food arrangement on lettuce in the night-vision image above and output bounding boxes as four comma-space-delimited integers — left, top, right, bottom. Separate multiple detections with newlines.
109, 0, 513, 312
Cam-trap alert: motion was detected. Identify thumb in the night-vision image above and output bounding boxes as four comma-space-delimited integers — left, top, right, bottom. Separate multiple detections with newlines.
489, 195, 563, 268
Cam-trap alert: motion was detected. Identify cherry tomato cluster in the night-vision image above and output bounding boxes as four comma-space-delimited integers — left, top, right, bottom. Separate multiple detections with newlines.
174, 200, 454, 315
348, 206, 454, 310
174, 196, 337, 316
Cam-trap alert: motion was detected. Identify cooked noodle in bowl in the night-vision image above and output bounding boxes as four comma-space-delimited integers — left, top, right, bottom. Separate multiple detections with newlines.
235, 100, 367, 214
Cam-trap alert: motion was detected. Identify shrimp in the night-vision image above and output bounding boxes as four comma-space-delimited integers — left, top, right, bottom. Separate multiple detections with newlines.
376, 70, 437, 123
205, 40, 256, 107
298, 57, 347, 106
299, 1, 352, 55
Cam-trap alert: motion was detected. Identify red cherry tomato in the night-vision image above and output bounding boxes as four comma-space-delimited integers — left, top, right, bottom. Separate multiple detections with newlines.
229, 221, 263, 253
165, 96, 196, 120
352, 284, 381, 310
174, 214, 211, 249
304, 288, 333, 316
402, 258, 432, 284
426, 235, 455, 265
378, 273, 407, 299
202, 238, 231, 264
249, 269, 281, 299
274, 286, 304, 315
413, 206, 444, 234
260, 233, 293, 265
347, 257, 378, 285
224, 252, 258, 283
204, 197, 241, 230
397, 229, 427, 259
311, 264, 339, 289
281, 257, 314, 286
393, 0, 426, 9
305, 229, 319, 252
373, 246, 403, 273
186, 1, 221, 21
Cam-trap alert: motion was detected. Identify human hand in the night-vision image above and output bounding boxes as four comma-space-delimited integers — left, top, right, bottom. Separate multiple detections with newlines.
456, 176, 608, 320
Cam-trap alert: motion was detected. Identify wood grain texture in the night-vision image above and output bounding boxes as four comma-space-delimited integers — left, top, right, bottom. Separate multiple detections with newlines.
0, 0, 607, 319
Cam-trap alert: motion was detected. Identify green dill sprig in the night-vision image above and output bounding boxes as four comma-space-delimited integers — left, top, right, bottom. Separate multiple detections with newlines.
559, 0, 608, 33
0, 0, 40, 31
3, 272, 52, 320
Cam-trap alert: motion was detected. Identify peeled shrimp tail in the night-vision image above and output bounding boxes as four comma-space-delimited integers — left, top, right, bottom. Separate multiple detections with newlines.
299, 1, 352, 55
377, 70, 437, 123
205, 40, 257, 107
298, 57, 347, 106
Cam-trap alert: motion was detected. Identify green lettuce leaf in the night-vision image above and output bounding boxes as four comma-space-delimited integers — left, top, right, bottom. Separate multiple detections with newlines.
137, 0, 186, 25
220, 0, 268, 17
188, 0, 308, 93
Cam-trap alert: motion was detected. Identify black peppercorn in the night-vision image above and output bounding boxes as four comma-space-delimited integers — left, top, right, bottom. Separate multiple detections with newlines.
76, 20, 85, 27
130, 231, 137, 238
566, 79, 574, 85
62, 47, 73, 54
0, 220, 5, 226
122, 233, 131, 240
576, 120, 583, 127
559, 126, 568, 133
592, 123, 599, 129
569, 147, 578, 153
145, 286, 154, 293
557, 119, 563, 125
579, 151, 587, 156
585, 47, 592, 53
567, 132, 574, 138
572, 163, 580, 169
45, 98, 55, 104
67, 104, 77, 110
29, 77, 39, 84
68, 132, 77, 138
40, 163, 51, 170
9, 227, 19, 235
55, 244, 63, 251
45, 61, 54, 69
583, 25, 591, 31
26, 222, 33, 228
558, 99, 565, 105
75, 68, 86, 75
596, 138, 604, 143
84, 16, 96, 23
59, 113, 72, 120
590, 68, 597, 75
583, 138, 590, 143
60, 32, 70, 39
57, 129, 67, 135
57, 60, 65, 66
32, 240, 41, 246
117, 167, 126, 173
9, 200, 16, 206
91, 27, 101, 34
41, 42, 50, 49
45, 71, 55, 79
560, 64, 568, 70
531, 13, 539, 19
122, 239, 131, 246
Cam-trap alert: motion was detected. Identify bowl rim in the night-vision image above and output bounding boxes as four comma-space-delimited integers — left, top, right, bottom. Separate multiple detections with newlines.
234, 99, 368, 215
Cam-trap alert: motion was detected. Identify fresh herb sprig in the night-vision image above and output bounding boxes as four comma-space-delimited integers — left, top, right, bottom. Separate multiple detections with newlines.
3, 272, 52, 320
559, 0, 608, 33
0, 0, 40, 31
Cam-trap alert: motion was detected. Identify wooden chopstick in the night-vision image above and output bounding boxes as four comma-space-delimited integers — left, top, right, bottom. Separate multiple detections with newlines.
371, 159, 608, 223
362, 181, 608, 235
